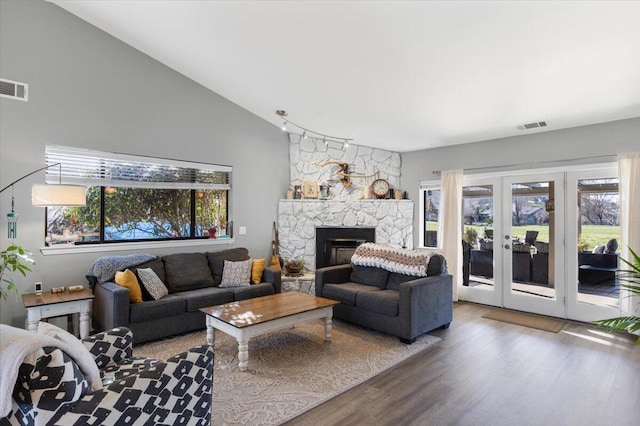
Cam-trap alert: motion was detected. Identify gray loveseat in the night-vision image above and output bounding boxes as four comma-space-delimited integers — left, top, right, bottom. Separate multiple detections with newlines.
92, 248, 281, 344
315, 254, 452, 343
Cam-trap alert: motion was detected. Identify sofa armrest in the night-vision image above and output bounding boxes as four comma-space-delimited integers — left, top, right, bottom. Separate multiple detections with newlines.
93, 282, 130, 332
82, 327, 134, 370
263, 267, 282, 293
399, 274, 453, 331
315, 264, 353, 296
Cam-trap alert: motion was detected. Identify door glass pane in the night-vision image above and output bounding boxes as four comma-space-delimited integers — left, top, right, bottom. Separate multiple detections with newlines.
423, 189, 440, 248
510, 181, 555, 299
463, 185, 494, 290
577, 178, 620, 307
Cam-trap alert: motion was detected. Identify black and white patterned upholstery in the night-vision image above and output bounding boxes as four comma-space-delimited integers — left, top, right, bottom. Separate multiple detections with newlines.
3, 327, 213, 426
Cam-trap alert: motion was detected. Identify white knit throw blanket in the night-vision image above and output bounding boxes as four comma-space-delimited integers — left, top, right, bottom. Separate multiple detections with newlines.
351, 243, 440, 277
0, 324, 101, 418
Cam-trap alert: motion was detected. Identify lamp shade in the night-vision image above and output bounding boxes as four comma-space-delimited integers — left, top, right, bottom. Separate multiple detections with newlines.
31, 184, 86, 207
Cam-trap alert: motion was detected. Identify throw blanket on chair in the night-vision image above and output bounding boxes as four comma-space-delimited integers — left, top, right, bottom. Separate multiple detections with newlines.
351, 243, 441, 277
87, 253, 157, 285
0, 324, 102, 418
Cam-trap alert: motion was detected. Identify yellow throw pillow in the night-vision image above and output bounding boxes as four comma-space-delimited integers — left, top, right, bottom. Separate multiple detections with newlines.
251, 258, 266, 284
115, 269, 143, 303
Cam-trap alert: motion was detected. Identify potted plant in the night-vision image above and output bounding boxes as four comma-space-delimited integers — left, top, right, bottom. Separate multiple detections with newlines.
1, 245, 34, 301
593, 247, 640, 343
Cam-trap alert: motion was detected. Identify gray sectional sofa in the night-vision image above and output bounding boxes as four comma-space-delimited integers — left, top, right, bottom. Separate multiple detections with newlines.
92, 248, 281, 344
315, 254, 452, 343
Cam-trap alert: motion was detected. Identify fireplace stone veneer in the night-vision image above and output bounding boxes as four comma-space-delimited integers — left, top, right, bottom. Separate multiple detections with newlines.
278, 199, 414, 271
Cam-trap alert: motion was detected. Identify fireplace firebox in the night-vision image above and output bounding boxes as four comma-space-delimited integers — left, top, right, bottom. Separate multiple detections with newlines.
316, 227, 375, 269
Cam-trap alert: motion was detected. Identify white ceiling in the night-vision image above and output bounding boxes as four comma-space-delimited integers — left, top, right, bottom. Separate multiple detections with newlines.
50, 1, 640, 152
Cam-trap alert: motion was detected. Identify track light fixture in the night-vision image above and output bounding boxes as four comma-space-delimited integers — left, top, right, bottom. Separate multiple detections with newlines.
276, 110, 353, 150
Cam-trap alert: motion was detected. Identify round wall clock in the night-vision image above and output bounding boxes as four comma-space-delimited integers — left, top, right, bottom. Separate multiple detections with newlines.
370, 178, 390, 199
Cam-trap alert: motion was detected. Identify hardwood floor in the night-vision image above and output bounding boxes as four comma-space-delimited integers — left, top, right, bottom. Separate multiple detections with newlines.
285, 302, 640, 426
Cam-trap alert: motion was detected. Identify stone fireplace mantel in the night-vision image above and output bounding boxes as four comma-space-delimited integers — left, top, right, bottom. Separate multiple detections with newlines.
277, 199, 414, 271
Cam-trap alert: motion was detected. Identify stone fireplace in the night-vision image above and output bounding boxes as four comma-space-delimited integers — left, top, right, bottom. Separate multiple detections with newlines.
278, 199, 413, 271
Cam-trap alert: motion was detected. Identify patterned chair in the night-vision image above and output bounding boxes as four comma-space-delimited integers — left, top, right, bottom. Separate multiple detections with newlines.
3, 327, 212, 425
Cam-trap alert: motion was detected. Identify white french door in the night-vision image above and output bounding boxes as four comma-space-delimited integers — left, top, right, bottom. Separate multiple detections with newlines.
501, 173, 565, 318
460, 165, 622, 322
460, 173, 565, 317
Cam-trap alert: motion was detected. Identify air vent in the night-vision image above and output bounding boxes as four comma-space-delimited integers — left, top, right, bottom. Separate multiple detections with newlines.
517, 120, 547, 131
0, 78, 28, 101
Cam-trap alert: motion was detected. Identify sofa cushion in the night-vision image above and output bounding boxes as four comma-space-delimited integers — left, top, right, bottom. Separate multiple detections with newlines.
427, 255, 446, 276
386, 272, 416, 291
207, 248, 250, 286
180, 287, 235, 312
137, 267, 169, 300
115, 269, 143, 303
350, 265, 389, 290
357, 290, 399, 317
323, 282, 381, 306
231, 282, 275, 301
129, 295, 186, 322
251, 258, 266, 284
163, 253, 214, 293
134, 258, 167, 301
219, 259, 252, 288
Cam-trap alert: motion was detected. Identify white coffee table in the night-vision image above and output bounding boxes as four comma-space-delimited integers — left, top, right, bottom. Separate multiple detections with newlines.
200, 292, 339, 371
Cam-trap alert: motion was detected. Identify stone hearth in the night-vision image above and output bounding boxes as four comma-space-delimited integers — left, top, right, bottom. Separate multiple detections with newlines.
278, 199, 414, 271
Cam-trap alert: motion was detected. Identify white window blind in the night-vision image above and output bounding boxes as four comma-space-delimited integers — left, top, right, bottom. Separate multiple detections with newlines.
45, 145, 232, 190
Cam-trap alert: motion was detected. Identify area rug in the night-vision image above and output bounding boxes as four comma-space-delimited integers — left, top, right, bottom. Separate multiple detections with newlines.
134, 320, 441, 425
483, 309, 566, 333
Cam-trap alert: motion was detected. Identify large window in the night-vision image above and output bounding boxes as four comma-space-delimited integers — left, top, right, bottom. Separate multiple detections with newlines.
44, 145, 231, 245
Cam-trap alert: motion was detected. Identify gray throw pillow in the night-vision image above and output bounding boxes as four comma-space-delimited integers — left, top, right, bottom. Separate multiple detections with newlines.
219, 259, 252, 288
137, 267, 169, 300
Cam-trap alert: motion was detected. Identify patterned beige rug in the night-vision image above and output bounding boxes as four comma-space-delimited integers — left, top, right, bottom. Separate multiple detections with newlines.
134, 320, 441, 425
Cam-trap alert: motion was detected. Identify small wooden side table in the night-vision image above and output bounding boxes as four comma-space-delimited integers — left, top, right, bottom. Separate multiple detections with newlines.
281, 273, 315, 295
22, 288, 94, 338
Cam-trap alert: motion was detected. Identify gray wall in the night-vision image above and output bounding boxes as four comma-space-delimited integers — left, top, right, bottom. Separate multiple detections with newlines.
402, 117, 640, 247
0, 1, 289, 326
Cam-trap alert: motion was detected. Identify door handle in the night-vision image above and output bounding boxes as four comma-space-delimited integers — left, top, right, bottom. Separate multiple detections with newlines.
504, 244, 510, 250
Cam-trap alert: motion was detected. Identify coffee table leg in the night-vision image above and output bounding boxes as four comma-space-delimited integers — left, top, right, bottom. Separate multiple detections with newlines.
206, 321, 215, 346
324, 316, 333, 341
238, 339, 249, 371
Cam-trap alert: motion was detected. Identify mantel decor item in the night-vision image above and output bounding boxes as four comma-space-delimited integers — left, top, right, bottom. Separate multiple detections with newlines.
302, 181, 318, 199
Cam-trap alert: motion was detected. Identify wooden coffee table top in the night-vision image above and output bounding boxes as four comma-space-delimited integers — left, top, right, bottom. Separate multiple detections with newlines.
200, 292, 339, 328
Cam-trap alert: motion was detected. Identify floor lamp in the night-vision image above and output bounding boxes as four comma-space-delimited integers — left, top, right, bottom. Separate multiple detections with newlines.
1, 163, 86, 239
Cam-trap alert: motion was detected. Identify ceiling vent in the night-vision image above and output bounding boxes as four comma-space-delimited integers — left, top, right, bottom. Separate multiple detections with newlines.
0, 78, 28, 101
517, 121, 547, 131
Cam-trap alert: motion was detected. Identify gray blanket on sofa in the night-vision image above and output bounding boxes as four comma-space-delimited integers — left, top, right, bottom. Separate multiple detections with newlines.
87, 253, 157, 284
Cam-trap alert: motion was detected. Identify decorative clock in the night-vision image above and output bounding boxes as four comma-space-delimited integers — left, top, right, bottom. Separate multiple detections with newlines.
370, 178, 390, 199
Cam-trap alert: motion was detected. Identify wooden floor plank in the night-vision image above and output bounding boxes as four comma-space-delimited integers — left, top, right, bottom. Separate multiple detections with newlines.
285, 302, 640, 426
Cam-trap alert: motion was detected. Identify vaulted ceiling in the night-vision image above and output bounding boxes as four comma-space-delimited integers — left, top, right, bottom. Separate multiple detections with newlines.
50, 1, 640, 152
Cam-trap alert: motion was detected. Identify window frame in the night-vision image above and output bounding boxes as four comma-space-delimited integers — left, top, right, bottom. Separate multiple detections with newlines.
419, 180, 441, 249
41, 145, 234, 255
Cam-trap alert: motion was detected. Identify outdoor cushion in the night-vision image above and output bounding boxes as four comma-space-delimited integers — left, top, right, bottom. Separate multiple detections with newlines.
322, 282, 381, 306
207, 248, 250, 286
181, 287, 235, 312
357, 290, 399, 317
350, 265, 389, 289
129, 294, 186, 322
163, 253, 214, 292
230, 282, 275, 301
